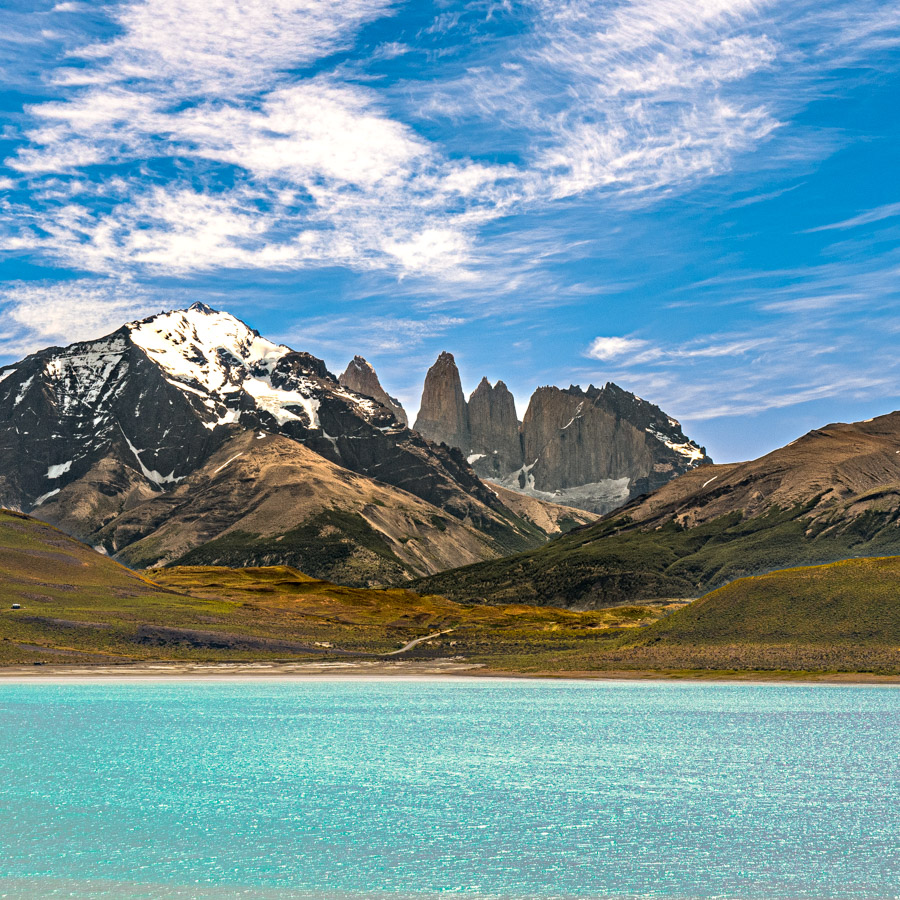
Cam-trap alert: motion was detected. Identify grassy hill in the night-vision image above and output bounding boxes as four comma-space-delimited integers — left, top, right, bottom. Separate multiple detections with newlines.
4, 509, 897, 675
412, 502, 900, 608
0, 510, 666, 666
414, 411, 900, 608
441, 556, 900, 675
604, 555, 900, 672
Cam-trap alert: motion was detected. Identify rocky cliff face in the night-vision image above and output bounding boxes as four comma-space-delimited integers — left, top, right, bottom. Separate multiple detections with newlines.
413, 352, 470, 451
467, 378, 523, 477
512, 383, 708, 512
339, 356, 407, 426
412, 353, 710, 515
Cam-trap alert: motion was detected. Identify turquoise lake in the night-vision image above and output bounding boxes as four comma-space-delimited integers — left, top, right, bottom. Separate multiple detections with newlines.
0, 678, 897, 899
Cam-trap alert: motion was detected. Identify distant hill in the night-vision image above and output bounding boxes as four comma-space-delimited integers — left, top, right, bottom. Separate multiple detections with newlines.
605, 556, 900, 673
413, 410, 900, 607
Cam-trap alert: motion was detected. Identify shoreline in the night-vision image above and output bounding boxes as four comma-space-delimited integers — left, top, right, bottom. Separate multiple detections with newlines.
0, 659, 898, 685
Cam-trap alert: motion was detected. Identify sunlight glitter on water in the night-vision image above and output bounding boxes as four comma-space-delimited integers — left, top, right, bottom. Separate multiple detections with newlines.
1, 680, 898, 899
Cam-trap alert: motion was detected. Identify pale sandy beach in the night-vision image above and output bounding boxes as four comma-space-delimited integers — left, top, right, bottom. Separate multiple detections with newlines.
1, 659, 898, 684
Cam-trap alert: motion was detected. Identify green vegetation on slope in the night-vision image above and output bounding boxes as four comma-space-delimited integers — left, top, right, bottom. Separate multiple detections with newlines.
412, 501, 900, 608
0, 510, 667, 666
4, 509, 898, 674
168, 510, 408, 585
598, 555, 900, 673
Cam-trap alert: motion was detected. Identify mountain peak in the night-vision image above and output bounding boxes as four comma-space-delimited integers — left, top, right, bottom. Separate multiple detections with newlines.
414, 351, 468, 448
127, 306, 289, 403
339, 356, 407, 426
187, 301, 217, 314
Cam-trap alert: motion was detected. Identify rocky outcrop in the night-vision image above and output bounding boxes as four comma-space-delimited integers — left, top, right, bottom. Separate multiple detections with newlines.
412, 351, 710, 515
466, 378, 523, 477
510, 383, 708, 512
413, 352, 470, 450
339, 356, 407, 426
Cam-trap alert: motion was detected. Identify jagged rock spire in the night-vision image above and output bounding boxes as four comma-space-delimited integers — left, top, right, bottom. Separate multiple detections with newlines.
468, 377, 523, 475
413, 351, 470, 449
339, 355, 408, 426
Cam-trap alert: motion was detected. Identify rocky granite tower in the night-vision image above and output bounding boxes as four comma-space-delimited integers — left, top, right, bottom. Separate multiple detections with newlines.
339, 356, 407, 426
512, 383, 709, 511
412, 349, 710, 515
413, 352, 470, 450
467, 378, 524, 477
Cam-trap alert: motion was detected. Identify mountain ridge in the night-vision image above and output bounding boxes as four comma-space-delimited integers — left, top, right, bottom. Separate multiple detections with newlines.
412, 408, 900, 607
0, 303, 596, 584
412, 351, 710, 514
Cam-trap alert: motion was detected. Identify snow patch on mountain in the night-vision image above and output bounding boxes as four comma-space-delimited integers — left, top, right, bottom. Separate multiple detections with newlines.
120, 429, 182, 487
487, 469, 631, 514
32, 488, 60, 507
42, 337, 128, 413
129, 303, 288, 392
244, 375, 320, 427
46, 461, 72, 479
125, 303, 337, 431
647, 427, 705, 463
13, 375, 34, 406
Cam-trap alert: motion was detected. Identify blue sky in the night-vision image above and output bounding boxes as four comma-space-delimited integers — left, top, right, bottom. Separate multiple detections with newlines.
0, 0, 898, 461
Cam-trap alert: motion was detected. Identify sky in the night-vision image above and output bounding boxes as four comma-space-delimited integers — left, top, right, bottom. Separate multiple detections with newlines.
0, 0, 898, 462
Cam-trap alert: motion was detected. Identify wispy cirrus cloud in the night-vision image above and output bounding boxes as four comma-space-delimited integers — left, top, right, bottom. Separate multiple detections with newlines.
803, 202, 900, 233
5, 0, 882, 283
3, 0, 515, 278
0, 278, 157, 358
1, 0, 899, 418
574, 247, 900, 424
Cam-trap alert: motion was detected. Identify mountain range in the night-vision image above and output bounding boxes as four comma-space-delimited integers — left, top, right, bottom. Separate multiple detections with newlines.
10, 300, 898, 623
415, 410, 900, 607
0, 304, 597, 584
412, 351, 711, 514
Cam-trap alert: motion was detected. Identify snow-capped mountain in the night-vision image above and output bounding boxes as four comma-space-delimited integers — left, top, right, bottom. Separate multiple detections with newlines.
1, 305, 361, 499
0, 303, 590, 581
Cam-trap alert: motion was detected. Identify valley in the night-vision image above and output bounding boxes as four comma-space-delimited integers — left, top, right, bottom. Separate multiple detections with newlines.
1, 304, 899, 678
3, 507, 898, 676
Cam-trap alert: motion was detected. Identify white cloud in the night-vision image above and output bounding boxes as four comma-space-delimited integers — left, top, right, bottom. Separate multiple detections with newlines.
586, 336, 650, 360
803, 202, 900, 233
82, 0, 396, 95
0, 280, 157, 358
3, 0, 899, 284
572, 248, 900, 425
3, 0, 520, 278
